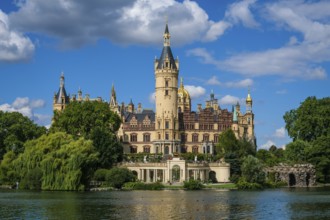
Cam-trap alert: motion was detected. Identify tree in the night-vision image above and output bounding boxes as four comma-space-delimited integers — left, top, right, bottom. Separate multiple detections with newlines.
216, 129, 239, 156
0, 111, 46, 159
50, 101, 122, 168
5, 132, 99, 190
284, 140, 310, 163
241, 155, 265, 184
283, 96, 330, 142
216, 129, 256, 182
307, 136, 330, 183
106, 167, 136, 189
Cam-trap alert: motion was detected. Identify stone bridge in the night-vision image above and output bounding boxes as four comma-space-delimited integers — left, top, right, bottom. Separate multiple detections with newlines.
265, 163, 316, 187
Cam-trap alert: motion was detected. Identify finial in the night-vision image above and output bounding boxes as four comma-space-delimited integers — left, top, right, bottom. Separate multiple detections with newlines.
180, 77, 183, 88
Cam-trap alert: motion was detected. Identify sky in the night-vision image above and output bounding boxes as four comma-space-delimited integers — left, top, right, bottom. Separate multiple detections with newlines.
0, 0, 329, 150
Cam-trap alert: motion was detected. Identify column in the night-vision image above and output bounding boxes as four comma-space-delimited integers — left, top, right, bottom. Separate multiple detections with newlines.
146, 169, 150, 183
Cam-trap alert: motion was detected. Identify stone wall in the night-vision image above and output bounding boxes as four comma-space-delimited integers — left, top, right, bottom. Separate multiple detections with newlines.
265, 163, 316, 187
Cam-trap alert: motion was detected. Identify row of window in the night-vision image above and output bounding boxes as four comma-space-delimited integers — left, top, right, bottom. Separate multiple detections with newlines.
181, 133, 218, 143
128, 133, 218, 143
179, 124, 231, 131
129, 145, 201, 154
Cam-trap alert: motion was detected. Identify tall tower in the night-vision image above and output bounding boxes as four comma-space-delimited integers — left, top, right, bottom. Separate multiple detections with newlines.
154, 23, 180, 155
109, 84, 120, 114
245, 89, 255, 143
53, 73, 70, 111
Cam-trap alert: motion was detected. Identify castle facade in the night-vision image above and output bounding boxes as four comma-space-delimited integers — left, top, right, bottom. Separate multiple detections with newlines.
53, 24, 255, 183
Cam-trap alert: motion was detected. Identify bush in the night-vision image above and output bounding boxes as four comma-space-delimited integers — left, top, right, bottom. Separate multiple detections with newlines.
236, 177, 263, 190
183, 180, 204, 190
123, 182, 164, 190
106, 167, 136, 189
19, 167, 43, 190
93, 169, 110, 181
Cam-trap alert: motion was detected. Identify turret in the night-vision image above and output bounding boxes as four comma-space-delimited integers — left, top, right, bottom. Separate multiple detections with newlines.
154, 22, 180, 154
53, 73, 70, 111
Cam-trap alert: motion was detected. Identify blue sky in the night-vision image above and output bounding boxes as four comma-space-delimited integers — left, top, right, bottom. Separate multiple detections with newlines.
0, 0, 329, 149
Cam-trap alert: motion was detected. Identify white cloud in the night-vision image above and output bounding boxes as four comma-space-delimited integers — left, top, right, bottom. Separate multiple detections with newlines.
203, 20, 232, 42
219, 95, 240, 106
273, 127, 286, 138
0, 97, 50, 126
225, 78, 253, 88
8, 0, 231, 48
205, 76, 253, 88
188, 1, 330, 81
225, 0, 259, 28
148, 92, 155, 104
0, 10, 34, 62
185, 85, 206, 99
260, 140, 276, 150
206, 76, 221, 86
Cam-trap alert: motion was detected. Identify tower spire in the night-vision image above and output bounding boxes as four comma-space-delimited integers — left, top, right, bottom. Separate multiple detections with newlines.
164, 22, 170, 47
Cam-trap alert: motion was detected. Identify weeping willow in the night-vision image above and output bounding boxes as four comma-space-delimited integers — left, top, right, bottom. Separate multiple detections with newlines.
10, 132, 98, 190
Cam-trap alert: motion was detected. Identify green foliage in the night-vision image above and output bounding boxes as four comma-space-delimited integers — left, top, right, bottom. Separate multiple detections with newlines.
123, 182, 164, 190
3, 132, 99, 190
257, 146, 285, 166
241, 155, 265, 184
183, 179, 204, 190
216, 129, 239, 156
93, 169, 110, 181
90, 127, 123, 168
216, 129, 256, 179
19, 167, 43, 190
0, 111, 46, 159
307, 136, 330, 183
236, 177, 263, 190
51, 101, 121, 137
284, 140, 310, 163
106, 167, 136, 189
283, 96, 330, 142
50, 101, 123, 168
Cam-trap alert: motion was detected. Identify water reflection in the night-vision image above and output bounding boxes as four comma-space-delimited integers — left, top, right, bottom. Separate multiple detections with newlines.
0, 188, 329, 219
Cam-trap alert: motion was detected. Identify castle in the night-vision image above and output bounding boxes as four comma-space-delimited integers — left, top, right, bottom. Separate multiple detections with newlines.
53, 24, 255, 183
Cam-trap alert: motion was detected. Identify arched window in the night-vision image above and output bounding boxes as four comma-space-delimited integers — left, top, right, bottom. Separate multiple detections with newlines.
130, 133, 137, 142
130, 146, 137, 153
143, 145, 151, 153
143, 133, 150, 142
192, 146, 199, 153
192, 134, 198, 143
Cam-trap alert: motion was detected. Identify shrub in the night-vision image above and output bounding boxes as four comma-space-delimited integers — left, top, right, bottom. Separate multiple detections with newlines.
183, 180, 204, 190
106, 167, 136, 189
123, 182, 165, 190
93, 169, 110, 181
236, 177, 263, 190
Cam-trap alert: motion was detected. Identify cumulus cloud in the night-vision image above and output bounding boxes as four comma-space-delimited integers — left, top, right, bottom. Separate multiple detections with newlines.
225, 0, 259, 28
149, 92, 155, 104
219, 95, 240, 106
260, 140, 276, 150
185, 85, 206, 99
0, 97, 50, 126
0, 10, 34, 62
205, 76, 253, 88
188, 1, 330, 80
273, 127, 286, 138
8, 0, 231, 48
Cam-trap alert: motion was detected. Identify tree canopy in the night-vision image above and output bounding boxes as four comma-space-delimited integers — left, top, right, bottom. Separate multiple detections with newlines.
284, 96, 330, 142
1, 132, 99, 190
0, 111, 46, 159
51, 101, 123, 168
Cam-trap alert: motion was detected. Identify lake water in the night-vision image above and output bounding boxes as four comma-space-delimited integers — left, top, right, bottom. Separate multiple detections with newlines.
0, 187, 329, 219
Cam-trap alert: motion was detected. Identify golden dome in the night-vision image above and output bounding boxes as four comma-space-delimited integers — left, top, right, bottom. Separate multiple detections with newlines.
178, 77, 190, 99
246, 89, 252, 104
